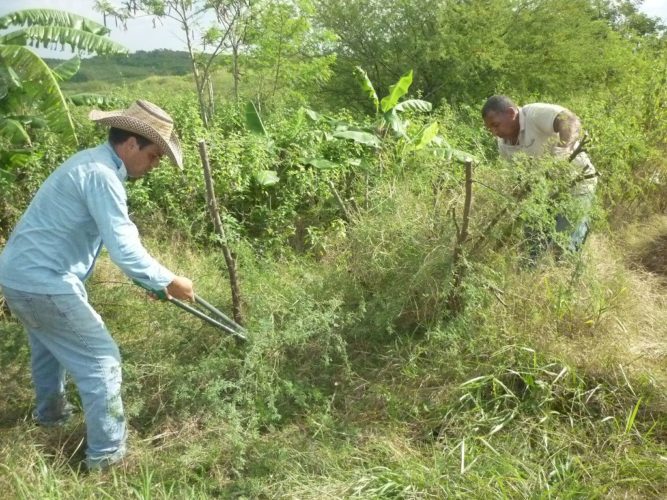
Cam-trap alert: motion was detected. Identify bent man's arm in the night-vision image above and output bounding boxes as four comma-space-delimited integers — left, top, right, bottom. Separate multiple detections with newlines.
553, 110, 581, 149
84, 167, 194, 299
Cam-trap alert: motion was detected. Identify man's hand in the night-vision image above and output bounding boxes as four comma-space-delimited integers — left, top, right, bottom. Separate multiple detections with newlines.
166, 276, 195, 301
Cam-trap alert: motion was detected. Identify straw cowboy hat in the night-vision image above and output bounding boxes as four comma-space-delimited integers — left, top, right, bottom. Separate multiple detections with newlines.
89, 100, 183, 169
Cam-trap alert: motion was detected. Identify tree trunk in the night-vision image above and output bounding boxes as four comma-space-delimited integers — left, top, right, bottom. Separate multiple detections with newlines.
207, 76, 215, 119
232, 43, 240, 102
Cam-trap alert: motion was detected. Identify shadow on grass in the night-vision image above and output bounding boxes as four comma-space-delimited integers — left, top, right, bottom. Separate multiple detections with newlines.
635, 231, 667, 283
36, 420, 88, 471
0, 319, 33, 429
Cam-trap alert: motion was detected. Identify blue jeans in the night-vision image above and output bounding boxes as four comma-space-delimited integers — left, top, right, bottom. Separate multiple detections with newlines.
526, 192, 593, 261
555, 191, 594, 253
1, 286, 126, 469
555, 213, 590, 253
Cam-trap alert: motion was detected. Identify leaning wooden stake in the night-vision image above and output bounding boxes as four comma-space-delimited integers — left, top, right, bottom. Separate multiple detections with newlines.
446, 160, 474, 315
469, 180, 531, 257
326, 180, 354, 223
198, 139, 244, 325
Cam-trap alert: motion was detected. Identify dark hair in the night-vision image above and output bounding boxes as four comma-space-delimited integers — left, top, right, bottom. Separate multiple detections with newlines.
108, 127, 154, 149
481, 95, 517, 118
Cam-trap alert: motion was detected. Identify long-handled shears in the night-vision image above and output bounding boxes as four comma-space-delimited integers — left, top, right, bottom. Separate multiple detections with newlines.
133, 280, 247, 342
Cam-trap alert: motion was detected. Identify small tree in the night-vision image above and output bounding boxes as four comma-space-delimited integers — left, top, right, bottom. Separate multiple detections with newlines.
97, 0, 255, 125
210, 0, 254, 102
245, 0, 336, 106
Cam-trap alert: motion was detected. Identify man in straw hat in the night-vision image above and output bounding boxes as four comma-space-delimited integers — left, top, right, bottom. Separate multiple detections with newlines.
0, 100, 193, 470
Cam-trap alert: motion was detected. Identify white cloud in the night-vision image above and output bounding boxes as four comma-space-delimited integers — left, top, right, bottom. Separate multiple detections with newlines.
638, 0, 667, 20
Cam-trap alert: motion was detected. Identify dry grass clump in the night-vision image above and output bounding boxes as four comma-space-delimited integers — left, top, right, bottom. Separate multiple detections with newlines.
483, 223, 667, 395
603, 217, 667, 389
625, 214, 667, 283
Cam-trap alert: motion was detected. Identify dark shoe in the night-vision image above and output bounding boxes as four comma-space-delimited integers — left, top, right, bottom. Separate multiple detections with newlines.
85, 452, 126, 472
33, 402, 75, 428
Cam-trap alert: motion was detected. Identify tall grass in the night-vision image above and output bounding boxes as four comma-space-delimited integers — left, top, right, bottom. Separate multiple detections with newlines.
2, 220, 667, 497
3, 151, 667, 498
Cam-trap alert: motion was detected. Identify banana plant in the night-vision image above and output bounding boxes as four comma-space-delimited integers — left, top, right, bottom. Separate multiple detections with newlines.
300, 67, 474, 223
0, 9, 126, 146
243, 100, 279, 186
305, 67, 472, 164
355, 66, 432, 138
303, 68, 430, 151
355, 66, 472, 162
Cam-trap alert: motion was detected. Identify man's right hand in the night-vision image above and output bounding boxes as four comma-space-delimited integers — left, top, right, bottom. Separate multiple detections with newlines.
166, 276, 194, 301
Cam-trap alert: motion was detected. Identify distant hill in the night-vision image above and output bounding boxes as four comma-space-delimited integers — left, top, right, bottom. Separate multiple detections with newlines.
46, 49, 192, 85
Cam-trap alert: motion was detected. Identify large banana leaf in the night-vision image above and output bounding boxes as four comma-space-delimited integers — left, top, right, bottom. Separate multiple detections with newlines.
382, 110, 407, 138
245, 100, 267, 136
0, 9, 109, 35
412, 121, 439, 151
394, 99, 432, 113
0, 9, 127, 146
0, 45, 76, 144
53, 56, 81, 81
355, 66, 379, 114
0, 117, 31, 145
380, 69, 413, 113
0, 65, 21, 90
0, 26, 126, 55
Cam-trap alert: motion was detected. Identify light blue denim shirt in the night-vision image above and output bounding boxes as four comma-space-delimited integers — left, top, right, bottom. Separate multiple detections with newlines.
0, 142, 174, 296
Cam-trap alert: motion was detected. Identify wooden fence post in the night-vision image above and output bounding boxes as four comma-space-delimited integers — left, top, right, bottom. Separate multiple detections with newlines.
198, 139, 244, 325
446, 160, 474, 315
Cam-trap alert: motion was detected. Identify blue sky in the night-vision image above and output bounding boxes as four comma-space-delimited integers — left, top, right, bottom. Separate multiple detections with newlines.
1, 0, 666, 58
